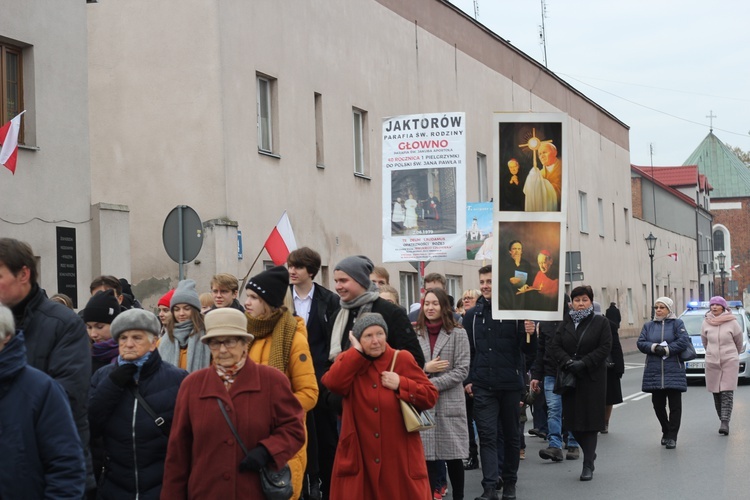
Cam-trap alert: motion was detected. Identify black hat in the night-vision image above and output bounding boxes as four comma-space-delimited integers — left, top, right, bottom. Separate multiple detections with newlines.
83, 289, 120, 324
246, 265, 289, 308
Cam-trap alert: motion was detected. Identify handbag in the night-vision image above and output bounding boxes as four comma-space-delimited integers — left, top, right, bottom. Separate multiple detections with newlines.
390, 351, 436, 432
552, 322, 591, 395
129, 386, 169, 436
678, 322, 697, 361
216, 399, 293, 500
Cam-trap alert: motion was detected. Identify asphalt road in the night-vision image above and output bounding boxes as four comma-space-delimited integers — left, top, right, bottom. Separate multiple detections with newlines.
460, 352, 750, 499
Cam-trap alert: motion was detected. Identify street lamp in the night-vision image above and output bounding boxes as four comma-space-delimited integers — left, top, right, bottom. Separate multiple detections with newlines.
718, 252, 726, 297
645, 232, 657, 319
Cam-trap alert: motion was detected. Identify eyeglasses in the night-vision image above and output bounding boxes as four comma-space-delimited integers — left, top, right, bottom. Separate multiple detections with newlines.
207, 338, 240, 350
654, 305, 668, 309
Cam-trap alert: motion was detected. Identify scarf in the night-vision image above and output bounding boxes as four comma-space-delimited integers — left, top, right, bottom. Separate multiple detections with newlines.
569, 305, 594, 325
705, 309, 738, 327
328, 285, 380, 361
92, 338, 119, 364
214, 353, 247, 390
654, 311, 677, 321
158, 320, 211, 373
117, 351, 152, 382
246, 309, 298, 373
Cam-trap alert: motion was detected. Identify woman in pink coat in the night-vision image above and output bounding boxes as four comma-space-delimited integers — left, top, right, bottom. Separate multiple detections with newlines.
700, 296, 743, 436
322, 313, 438, 500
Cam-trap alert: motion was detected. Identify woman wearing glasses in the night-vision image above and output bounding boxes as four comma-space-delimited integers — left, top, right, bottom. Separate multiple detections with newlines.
636, 297, 690, 449
162, 307, 305, 499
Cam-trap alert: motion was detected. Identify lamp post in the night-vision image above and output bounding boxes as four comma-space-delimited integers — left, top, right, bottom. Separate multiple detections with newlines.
718, 252, 726, 297
645, 232, 657, 319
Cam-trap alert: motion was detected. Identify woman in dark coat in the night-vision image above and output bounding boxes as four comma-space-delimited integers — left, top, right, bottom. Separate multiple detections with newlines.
636, 296, 689, 449
549, 286, 611, 482
595, 301, 624, 433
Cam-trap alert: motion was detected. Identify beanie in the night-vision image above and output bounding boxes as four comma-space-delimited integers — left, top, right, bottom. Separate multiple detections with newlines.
110, 309, 161, 341
352, 312, 389, 341
246, 265, 289, 308
655, 296, 674, 314
83, 289, 121, 324
158, 289, 175, 308
334, 255, 375, 290
709, 296, 728, 310
170, 279, 201, 311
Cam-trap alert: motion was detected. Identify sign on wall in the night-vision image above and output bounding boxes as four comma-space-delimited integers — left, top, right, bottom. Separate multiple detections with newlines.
56, 227, 78, 308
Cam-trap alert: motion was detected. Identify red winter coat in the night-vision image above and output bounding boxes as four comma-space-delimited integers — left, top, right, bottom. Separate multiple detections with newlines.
160, 360, 305, 499
322, 345, 438, 500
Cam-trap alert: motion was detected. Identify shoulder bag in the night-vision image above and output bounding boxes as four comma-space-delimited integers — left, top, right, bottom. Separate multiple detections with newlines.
129, 386, 169, 436
216, 399, 293, 500
390, 351, 436, 432
553, 322, 590, 395
675, 321, 697, 361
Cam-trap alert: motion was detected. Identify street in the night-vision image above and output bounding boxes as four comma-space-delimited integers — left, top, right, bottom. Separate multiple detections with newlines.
462, 352, 750, 499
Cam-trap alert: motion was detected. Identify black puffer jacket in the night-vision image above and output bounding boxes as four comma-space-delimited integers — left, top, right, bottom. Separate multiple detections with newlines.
89, 350, 188, 500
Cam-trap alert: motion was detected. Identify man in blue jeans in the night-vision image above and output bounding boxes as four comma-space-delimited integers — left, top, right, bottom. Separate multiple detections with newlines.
464, 265, 535, 500
530, 297, 580, 461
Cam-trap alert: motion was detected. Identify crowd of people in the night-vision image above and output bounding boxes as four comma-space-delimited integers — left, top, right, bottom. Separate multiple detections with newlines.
0, 235, 744, 499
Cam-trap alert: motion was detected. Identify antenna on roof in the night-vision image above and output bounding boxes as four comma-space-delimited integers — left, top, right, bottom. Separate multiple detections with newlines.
539, 0, 548, 67
473, 0, 479, 20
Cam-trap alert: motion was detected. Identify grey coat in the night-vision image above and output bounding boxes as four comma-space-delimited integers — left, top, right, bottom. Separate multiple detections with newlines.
417, 326, 470, 460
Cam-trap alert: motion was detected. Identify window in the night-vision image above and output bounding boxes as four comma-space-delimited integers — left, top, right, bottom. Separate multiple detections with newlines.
314, 92, 324, 168
713, 228, 725, 251
1, 43, 23, 142
352, 108, 369, 176
612, 203, 617, 241
477, 153, 488, 202
597, 198, 605, 237
578, 191, 588, 233
624, 208, 630, 243
627, 288, 634, 325
256, 74, 276, 153
399, 272, 418, 307
446, 274, 462, 300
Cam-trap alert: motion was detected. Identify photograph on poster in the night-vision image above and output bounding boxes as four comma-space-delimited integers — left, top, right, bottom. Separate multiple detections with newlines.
466, 202, 493, 260
495, 220, 562, 314
390, 168, 457, 236
497, 122, 563, 213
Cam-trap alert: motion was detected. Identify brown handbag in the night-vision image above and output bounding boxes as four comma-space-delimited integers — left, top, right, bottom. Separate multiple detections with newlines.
389, 350, 436, 432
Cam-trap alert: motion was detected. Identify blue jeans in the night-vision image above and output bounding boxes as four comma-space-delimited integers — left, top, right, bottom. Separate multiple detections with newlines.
473, 386, 521, 488
544, 375, 578, 449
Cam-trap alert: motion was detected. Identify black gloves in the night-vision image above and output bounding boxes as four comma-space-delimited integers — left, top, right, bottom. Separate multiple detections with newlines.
109, 364, 138, 387
654, 345, 667, 357
565, 359, 586, 375
239, 445, 271, 472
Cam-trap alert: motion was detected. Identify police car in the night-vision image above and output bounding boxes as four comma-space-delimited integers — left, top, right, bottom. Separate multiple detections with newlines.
678, 301, 750, 380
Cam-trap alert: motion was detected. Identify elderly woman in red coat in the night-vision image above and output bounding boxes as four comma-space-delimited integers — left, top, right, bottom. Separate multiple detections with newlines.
161, 308, 305, 499
322, 313, 438, 500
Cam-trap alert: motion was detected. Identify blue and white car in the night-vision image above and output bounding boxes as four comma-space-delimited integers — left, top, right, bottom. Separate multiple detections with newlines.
678, 301, 750, 380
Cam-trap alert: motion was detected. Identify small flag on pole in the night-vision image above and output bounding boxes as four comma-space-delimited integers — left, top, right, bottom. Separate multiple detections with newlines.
264, 211, 297, 265
667, 252, 678, 262
0, 111, 26, 174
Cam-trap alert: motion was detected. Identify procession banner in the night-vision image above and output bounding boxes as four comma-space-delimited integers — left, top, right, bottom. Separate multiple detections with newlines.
382, 112, 466, 262
491, 112, 568, 321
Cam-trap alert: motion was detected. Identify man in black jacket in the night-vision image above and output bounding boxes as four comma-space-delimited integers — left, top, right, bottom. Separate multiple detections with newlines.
464, 265, 534, 500
0, 238, 94, 493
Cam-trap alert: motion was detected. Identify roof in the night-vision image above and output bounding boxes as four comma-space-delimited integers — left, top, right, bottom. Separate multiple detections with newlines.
683, 132, 750, 198
629, 165, 713, 193
631, 165, 698, 207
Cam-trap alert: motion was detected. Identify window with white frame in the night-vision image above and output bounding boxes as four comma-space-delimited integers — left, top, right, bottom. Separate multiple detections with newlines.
399, 272, 418, 308
477, 153, 488, 202
353, 108, 368, 175
579, 191, 588, 233
257, 74, 276, 153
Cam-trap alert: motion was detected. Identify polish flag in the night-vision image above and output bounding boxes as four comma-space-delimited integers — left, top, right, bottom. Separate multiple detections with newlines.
667, 252, 678, 262
0, 111, 26, 174
264, 212, 297, 265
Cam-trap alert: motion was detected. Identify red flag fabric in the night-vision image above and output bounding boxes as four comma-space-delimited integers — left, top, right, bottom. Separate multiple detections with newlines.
667, 252, 678, 262
0, 111, 26, 174
264, 212, 297, 265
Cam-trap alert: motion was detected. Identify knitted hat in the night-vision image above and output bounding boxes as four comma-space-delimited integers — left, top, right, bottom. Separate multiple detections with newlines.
334, 255, 374, 290
245, 265, 289, 308
110, 309, 161, 341
158, 289, 175, 308
709, 296, 728, 310
83, 289, 121, 324
170, 279, 201, 311
352, 312, 389, 341
202, 308, 254, 343
655, 296, 674, 314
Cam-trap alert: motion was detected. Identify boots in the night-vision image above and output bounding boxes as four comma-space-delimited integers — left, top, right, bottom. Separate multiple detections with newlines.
474, 486, 499, 500
719, 420, 729, 435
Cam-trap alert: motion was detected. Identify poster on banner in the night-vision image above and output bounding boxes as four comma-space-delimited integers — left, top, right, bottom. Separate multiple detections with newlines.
466, 202, 493, 261
492, 113, 568, 321
382, 112, 466, 262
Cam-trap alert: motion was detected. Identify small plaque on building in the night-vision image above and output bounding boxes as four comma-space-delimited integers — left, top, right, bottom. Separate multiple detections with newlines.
56, 227, 78, 308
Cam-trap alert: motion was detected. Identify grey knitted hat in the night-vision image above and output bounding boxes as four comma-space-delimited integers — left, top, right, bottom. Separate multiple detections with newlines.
170, 279, 201, 311
352, 312, 389, 341
110, 309, 161, 341
334, 255, 374, 290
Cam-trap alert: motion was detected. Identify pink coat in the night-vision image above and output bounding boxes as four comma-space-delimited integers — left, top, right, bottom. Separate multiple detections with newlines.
701, 311, 743, 392
322, 346, 438, 500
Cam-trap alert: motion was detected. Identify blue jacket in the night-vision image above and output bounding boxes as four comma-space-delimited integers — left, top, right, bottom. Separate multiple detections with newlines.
0, 332, 86, 499
637, 318, 689, 392
464, 297, 530, 391
89, 350, 188, 500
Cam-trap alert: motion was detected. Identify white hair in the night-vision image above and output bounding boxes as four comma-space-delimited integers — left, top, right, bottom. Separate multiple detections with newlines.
0, 306, 15, 342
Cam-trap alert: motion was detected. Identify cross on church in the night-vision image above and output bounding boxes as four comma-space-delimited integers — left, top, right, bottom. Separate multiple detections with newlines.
706, 110, 717, 131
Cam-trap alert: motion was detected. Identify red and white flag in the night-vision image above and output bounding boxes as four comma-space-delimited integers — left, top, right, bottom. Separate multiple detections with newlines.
264, 211, 297, 265
0, 111, 26, 174
667, 252, 678, 262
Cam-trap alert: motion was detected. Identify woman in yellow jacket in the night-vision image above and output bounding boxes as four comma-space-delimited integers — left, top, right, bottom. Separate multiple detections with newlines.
244, 265, 319, 499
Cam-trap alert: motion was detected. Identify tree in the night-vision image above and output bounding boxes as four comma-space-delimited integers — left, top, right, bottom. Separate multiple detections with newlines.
725, 143, 750, 166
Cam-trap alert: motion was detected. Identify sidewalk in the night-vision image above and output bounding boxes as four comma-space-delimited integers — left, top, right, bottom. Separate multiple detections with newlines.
620, 334, 640, 355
